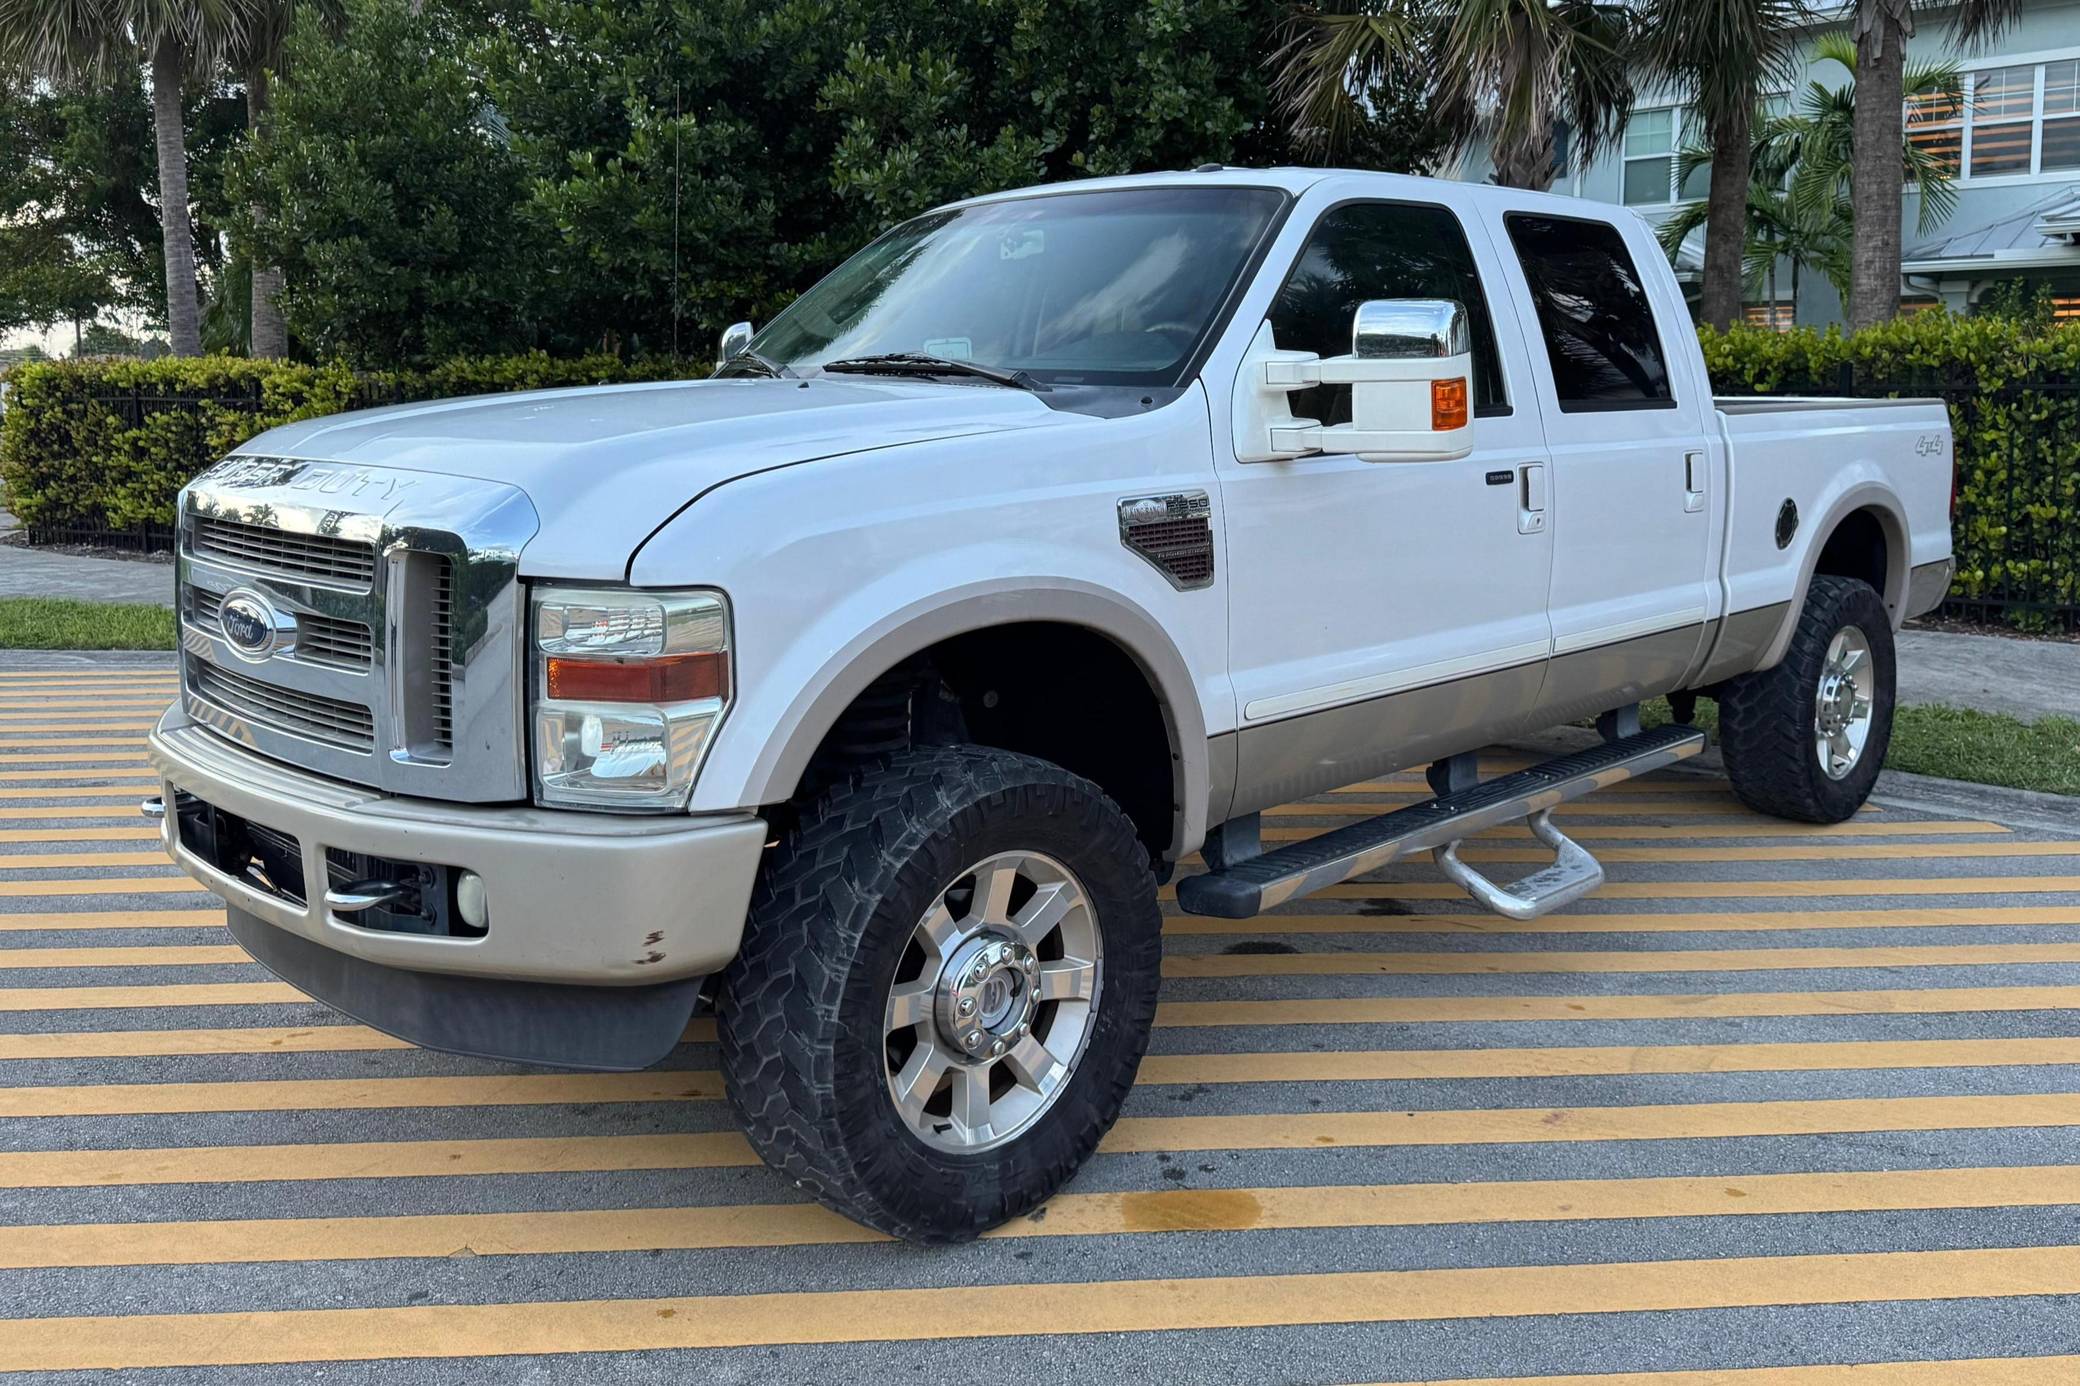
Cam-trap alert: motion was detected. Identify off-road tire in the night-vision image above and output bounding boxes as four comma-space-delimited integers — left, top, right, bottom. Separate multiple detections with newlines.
716, 744, 1162, 1243
1717, 574, 1896, 823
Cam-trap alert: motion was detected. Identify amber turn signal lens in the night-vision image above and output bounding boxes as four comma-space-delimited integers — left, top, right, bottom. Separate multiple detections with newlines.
1431, 377, 1469, 431
546, 651, 728, 702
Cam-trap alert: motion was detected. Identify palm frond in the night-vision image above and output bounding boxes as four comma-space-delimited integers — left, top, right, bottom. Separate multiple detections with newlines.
1269, 3, 1426, 160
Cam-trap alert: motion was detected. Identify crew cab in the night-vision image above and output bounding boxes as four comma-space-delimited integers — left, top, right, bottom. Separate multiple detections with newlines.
147, 167, 1954, 1242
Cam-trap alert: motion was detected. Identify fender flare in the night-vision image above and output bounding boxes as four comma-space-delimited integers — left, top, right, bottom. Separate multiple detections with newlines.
734, 577, 1212, 858
1759, 482, 1911, 670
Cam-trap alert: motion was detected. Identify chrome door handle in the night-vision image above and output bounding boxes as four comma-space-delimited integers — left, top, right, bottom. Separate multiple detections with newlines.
1683, 450, 1707, 513
1517, 462, 1548, 535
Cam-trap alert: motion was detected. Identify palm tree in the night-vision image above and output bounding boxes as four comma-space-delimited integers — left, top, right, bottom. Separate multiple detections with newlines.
1846, 0, 2018, 330
1656, 40, 1959, 328
1637, 1, 1814, 331
233, 1, 342, 358
0, 1, 259, 357
1762, 35, 1964, 253
1272, 0, 1638, 192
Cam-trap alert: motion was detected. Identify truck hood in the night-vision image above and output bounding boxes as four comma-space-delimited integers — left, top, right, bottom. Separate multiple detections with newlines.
239, 377, 1064, 578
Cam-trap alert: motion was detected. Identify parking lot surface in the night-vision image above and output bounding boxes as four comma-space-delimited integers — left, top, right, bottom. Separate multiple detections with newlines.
3, 658, 2080, 1382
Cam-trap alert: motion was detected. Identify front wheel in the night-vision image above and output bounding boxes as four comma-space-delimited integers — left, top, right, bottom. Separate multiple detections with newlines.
1717, 574, 1897, 823
717, 744, 1162, 1242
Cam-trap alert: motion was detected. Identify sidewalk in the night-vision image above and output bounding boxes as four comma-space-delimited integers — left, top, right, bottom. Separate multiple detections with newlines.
1896, 627, 2080, 723
0, 509, 174, 606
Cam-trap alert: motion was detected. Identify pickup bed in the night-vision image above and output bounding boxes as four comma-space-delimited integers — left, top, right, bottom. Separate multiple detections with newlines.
148, 167, 1953, 1241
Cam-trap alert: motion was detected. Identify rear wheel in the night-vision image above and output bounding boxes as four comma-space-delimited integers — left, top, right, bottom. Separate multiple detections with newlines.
717, 744, 1161, 1242
1717, 574, 1896, 823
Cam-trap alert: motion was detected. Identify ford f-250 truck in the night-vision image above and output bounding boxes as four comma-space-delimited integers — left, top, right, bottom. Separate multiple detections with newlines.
147, 167, 1954, 1242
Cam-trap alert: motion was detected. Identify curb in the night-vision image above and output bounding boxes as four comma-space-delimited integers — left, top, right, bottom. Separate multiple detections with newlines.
0, 649, 176, 669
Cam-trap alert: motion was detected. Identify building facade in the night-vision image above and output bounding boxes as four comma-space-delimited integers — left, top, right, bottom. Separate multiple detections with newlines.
1463, 0, 2080, 327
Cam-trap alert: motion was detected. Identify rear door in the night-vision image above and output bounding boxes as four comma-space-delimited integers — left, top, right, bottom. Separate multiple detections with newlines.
1486, 207, 1716, 714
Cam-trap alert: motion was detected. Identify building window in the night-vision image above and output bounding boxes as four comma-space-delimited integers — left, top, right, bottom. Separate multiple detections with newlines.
1906, 88, 1965, 175
1910, 53, 2080, 182
2046, 60, 2080, 171
1620, 109, 1710, 206
1970, 65, 2034, 176
1623, 109, 1675, 204
1743, 303, 1794, 332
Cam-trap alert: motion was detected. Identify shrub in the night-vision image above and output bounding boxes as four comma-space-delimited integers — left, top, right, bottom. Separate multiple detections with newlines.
0, 353, 705, 538
1702, 315, 2080, 629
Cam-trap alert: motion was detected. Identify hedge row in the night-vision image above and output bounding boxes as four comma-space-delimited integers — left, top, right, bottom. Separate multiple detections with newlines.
1701, 315, 2080, 628
0, 354, 706, 536
3, 321, 2076, 624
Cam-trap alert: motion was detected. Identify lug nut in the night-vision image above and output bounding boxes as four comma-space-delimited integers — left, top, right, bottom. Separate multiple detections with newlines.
958, 997, 976, 1016
963, 1032, 982, 1050
991, 1039, 1005, 1057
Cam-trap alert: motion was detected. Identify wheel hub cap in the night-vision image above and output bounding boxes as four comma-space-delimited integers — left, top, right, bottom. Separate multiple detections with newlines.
881, 850, 1102, 1152
936, 933, 1038, 1058
1814, 626, 1876, 781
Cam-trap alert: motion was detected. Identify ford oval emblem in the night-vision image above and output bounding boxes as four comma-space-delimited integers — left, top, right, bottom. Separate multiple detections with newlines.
218, 590, 283, 661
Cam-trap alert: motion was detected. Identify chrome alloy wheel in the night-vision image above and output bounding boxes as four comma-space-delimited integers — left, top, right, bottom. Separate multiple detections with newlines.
1814, 625, 1876, 780
882, 850, 1102, 1152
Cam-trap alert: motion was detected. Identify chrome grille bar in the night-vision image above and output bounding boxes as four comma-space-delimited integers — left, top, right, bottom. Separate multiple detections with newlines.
192, 514, 377, 587
190, 659, 375, 751
188, 588, 374, 671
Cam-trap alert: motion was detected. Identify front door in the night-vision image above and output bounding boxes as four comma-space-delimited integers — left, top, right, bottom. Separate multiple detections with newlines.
1216, 197, 1556, 814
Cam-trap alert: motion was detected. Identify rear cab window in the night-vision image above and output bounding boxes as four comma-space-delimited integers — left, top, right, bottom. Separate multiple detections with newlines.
1266, 200, 1510, 428
1503, 212, 1674, 412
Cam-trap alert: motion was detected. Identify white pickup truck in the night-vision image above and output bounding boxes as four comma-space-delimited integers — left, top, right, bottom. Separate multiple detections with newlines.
148, 167, 1954, 1242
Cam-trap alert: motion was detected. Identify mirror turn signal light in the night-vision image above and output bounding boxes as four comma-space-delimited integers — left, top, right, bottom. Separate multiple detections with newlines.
1431, 377, 1469, 431
546, 651, 729, 702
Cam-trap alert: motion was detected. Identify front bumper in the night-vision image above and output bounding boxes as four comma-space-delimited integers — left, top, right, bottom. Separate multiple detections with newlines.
148, 709, 769, 1067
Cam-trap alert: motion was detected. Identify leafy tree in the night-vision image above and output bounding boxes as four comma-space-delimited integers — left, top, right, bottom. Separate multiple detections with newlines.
1637, 0, 1815, 331
1272, 0, 1637, 191
1845, 0, 2018, 330
230, 1, 344, 357
227, 0, 533, 367
0, 0, 261, 356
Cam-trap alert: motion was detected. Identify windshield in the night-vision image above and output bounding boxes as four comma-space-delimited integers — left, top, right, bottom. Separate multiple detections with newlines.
749, 186, 1287, 388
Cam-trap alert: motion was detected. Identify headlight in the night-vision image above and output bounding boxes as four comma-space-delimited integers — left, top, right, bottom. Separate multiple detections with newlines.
530, 587, 730, 810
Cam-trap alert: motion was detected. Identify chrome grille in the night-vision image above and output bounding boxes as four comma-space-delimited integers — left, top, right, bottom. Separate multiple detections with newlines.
189, 588, 373, 670
177, 455, 535, 801
191, 514, 377, 587
430, 557, 456, 750
190, 660, 375, 751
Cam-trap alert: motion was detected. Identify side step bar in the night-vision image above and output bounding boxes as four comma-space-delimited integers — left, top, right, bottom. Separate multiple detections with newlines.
1175, 725, 1706, 920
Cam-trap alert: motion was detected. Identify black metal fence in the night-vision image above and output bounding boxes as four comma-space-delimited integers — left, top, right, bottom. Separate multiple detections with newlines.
1731, 364, 2080, 633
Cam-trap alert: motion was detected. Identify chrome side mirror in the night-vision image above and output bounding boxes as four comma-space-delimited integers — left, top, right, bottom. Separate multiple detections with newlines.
716, 321, 754, 370
1352, 299, 1470, 360
1231, 299, 1477, 465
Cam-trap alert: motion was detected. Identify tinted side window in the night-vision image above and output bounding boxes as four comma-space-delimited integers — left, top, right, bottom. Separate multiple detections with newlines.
1266, 202, 1508, 427
1504, 213, 1673, 411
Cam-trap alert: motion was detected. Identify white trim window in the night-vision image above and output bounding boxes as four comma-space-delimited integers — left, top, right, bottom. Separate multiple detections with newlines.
1621, 107, 1711, 207
1907, 53, 2080, 183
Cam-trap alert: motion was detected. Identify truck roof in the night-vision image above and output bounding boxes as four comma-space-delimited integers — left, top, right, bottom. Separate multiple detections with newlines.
947, 165, 1632, 226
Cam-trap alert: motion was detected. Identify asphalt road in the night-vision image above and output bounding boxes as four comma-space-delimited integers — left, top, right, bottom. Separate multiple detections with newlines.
3, 655, 2080, 1382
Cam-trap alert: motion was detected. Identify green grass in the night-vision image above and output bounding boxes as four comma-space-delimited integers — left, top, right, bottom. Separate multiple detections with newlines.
0, 597, 175, 650
1644, 697, 2080, 798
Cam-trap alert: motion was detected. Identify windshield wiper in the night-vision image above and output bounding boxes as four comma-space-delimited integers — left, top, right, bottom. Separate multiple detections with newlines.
714, 349, 794, 379
820, 353, 1049, 393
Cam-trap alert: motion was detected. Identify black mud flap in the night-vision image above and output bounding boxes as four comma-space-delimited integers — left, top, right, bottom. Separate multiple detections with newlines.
226, 906, 704, 1072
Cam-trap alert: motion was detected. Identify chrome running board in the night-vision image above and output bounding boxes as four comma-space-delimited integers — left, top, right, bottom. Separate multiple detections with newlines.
1174, 725, 1706, 920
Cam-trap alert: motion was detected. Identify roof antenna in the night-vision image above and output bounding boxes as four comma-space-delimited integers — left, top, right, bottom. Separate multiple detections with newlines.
672, 83, 683, 360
